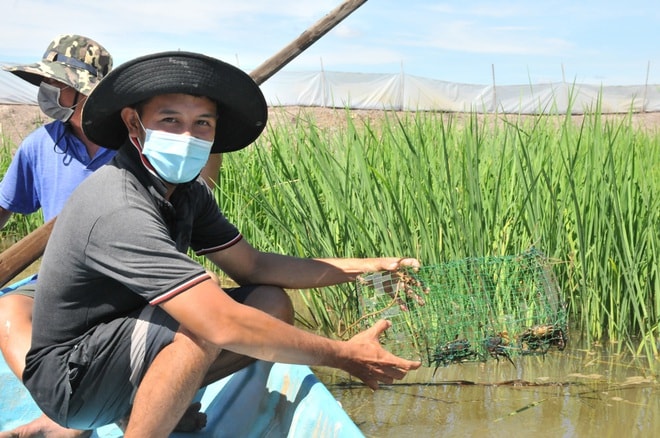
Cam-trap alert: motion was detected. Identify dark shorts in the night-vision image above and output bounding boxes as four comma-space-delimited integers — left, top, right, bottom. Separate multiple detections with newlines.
25, 286, 257, 429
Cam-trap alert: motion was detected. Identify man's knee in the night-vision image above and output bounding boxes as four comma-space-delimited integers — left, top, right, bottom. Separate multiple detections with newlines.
0, 294, 35, 378
246, 286, 294, 324
0, 294, 34, 343
0, 293, 34, 320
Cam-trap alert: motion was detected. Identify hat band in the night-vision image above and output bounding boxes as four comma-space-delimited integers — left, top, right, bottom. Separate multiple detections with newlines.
43, 50, 99, 77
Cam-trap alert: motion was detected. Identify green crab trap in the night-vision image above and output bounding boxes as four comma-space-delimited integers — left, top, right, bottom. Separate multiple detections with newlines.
354, 249, 568, 369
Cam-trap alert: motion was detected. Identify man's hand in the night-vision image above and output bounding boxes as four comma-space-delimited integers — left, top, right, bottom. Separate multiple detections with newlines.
380, 257, 420, 272
358, 266, 429, 311
339, 320, 421, 390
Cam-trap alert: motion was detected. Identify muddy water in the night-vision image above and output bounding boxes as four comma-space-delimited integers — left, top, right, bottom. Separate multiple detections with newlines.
3, 243, 658, 438
318, 339, 659, 438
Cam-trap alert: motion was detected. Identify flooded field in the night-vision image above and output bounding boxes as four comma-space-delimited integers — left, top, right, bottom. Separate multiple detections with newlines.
2, 242, 658, 437
319, 337, 659, 437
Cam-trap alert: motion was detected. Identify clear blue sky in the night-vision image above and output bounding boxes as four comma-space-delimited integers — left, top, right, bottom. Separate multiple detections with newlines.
1, 0, 658, 86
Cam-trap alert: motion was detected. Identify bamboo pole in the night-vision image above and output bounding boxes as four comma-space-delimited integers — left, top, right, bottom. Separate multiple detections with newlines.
250, 0, 367, 85
0, 218, 55, 288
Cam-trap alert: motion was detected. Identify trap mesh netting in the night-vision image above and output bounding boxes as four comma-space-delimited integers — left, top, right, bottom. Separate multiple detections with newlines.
354, 249, 568, 368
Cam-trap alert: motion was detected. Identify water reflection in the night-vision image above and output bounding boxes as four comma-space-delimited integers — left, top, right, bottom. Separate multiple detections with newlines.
319, 339, 659, 437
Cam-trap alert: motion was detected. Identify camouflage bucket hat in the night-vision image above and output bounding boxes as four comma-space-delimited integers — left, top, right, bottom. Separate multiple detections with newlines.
3, 34, 112, 96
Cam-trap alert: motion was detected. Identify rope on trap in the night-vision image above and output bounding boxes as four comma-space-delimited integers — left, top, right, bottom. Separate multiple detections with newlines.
354, 248, 568, 369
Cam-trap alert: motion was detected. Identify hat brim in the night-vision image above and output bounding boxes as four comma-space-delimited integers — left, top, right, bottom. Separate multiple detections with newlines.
82, 51, 267, 153
3, 61, 100, 95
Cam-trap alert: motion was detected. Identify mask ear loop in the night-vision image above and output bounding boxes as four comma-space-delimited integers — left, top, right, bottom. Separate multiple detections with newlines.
52, 91, 80, 157
131, 110, 148, 148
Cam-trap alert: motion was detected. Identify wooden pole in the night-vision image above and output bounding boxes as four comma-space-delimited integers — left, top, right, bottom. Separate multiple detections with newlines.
0, 0, 369, 288
0, 218, 55, 288
250, 0, 368, 85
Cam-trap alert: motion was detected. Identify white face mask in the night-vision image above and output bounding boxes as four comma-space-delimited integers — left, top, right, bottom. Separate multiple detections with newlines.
37, 82, 76, 122
139, 123, 214, 184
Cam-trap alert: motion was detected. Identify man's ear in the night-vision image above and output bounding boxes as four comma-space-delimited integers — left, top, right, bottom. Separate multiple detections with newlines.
120, 107, 141, 138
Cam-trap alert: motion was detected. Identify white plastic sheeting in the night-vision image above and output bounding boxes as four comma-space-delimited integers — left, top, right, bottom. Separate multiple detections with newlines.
2, 64, 659, 114
260, 71, 660, 114
0, 64, 38, 104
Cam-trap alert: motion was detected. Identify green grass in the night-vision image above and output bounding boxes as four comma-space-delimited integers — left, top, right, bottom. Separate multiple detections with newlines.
0, 134, 43, 240
3, 105, 659, 368
216, 107, 660, 368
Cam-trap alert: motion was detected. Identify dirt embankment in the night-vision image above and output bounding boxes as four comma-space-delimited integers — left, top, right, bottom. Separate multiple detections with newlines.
2, 103, 659, 149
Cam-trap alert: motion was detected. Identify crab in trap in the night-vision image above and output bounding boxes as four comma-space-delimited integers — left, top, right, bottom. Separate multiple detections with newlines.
483, 331, 515, 367
519, 324, 567, 354
429, 337, 481, 375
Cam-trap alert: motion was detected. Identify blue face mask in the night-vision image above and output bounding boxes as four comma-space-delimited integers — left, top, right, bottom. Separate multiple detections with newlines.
140, 126, 214, 184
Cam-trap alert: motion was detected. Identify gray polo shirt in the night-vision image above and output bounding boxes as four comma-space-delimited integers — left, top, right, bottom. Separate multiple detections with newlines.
26, 142, 241, 357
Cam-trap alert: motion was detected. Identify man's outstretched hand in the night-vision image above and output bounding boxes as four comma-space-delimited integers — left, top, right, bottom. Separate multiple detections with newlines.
340, 319, 421, 390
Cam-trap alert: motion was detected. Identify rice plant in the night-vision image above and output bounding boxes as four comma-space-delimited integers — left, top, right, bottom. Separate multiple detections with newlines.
217, 106, 660, 367
0, 135, 43, 240
2, 104, 659, 367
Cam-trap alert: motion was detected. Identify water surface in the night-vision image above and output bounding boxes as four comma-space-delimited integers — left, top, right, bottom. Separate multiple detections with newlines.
319, 338, 659, 437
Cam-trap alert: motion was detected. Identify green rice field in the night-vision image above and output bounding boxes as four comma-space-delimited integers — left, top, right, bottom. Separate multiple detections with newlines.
2, 105, 659, 368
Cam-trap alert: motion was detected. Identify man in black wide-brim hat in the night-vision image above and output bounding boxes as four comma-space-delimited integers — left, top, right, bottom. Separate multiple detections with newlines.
21, 51, 422, 436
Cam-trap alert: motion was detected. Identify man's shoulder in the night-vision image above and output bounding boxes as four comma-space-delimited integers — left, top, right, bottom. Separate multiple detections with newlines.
18, 121, 64, 150
69, 163, 150, 210
71, 162, 122, 192
56, 166, 150, 233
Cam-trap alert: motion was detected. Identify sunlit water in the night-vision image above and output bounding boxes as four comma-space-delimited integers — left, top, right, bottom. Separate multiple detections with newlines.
317, 338, 659, 438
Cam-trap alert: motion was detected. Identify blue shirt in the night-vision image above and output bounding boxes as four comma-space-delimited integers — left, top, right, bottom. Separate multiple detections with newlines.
0, 120, 115, 221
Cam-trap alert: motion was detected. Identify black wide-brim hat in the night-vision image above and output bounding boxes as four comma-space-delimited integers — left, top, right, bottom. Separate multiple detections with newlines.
82, 51, 267, 153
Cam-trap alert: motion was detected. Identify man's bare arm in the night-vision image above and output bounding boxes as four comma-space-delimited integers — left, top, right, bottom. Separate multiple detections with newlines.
0, 206, 12, 230
206, 239, 420, 289
159, 279, 421, 389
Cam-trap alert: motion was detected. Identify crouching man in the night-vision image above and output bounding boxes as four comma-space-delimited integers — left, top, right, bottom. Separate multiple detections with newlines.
23, 51, 421, 437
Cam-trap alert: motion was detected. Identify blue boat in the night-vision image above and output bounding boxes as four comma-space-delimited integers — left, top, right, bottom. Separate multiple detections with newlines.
0, 278, 365, 437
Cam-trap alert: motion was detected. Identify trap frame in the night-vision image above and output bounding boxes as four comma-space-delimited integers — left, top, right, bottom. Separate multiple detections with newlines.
354, 249, 568, 368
